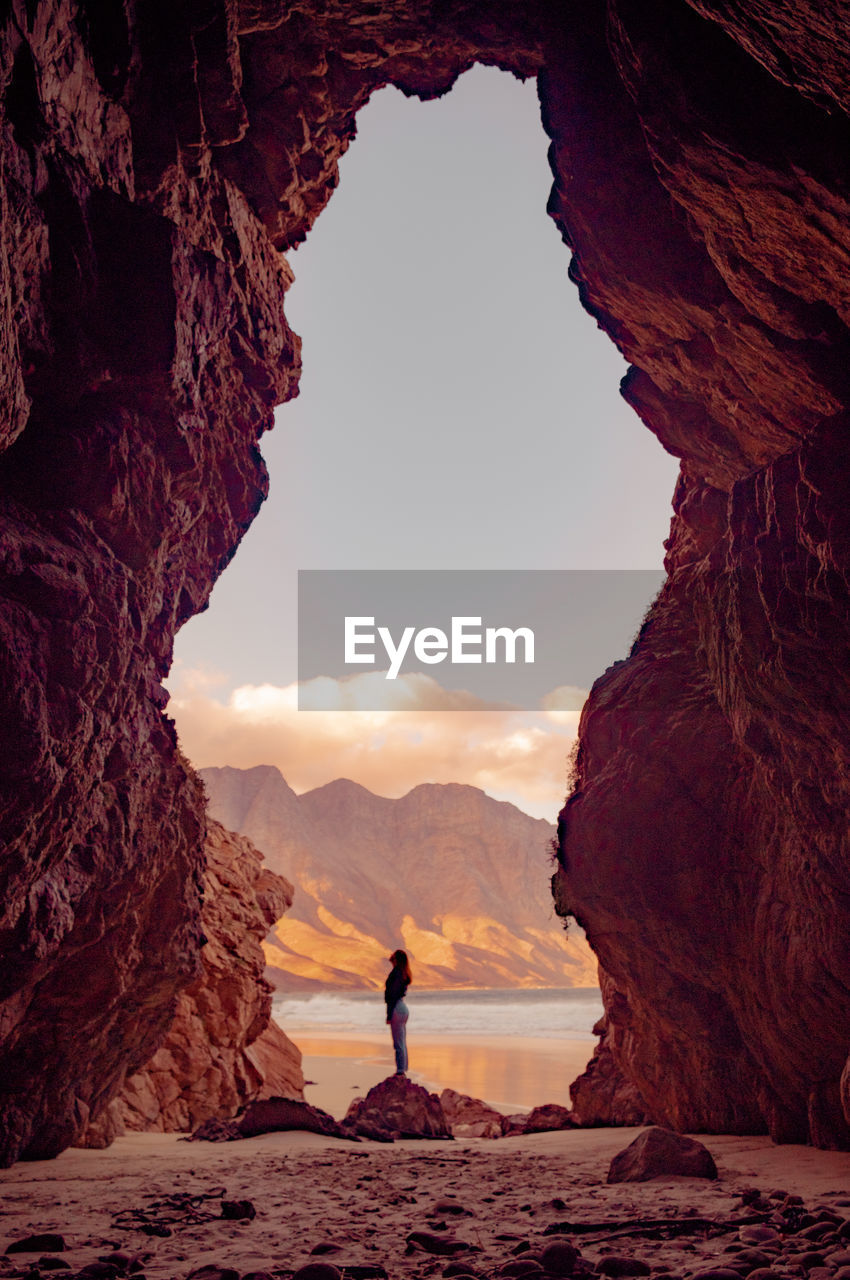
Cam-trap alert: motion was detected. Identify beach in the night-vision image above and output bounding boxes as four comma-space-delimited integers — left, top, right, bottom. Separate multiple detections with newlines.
297, 1033, 595, 1117
276, 987, 603, 1117
3, 1125, 850, 1279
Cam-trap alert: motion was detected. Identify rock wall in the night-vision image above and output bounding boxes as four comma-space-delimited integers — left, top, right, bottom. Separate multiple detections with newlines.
77, 819, 303, 1146
550, 2, 850, 1146
2, 0, 850, 1161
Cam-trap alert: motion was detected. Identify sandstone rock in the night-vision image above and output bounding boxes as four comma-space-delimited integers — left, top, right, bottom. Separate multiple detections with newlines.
569, 1020, 653, 1127
77, 820, 303, 1144
607, 1128, 719, 1183
522, 1104, 575, 1134
440, 1089, 506, 1139
238, 1096, 344, 1139
345, 1075, 452, 1140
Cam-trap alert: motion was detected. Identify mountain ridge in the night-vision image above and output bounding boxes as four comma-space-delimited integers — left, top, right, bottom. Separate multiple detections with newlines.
201, 765, 597, 991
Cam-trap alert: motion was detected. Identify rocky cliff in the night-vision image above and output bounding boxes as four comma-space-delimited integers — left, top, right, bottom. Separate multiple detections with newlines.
549, 2, 850, 1149
202, 766, 596, 990
78, 819, 303, 1145
2, 0, 850, 1162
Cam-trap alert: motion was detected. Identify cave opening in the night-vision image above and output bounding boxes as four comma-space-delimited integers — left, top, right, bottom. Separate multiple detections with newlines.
171, 62, 678, 754
7, 0, 850, 1166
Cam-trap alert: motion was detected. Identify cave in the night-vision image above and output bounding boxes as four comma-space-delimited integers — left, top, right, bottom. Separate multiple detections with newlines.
2, 0, 850, 1165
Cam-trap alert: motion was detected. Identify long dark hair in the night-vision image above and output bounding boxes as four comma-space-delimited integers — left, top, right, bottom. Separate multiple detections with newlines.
390, 949, 412, 985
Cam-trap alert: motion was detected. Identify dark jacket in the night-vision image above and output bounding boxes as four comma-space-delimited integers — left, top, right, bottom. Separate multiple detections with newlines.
384, 967, 409, 1019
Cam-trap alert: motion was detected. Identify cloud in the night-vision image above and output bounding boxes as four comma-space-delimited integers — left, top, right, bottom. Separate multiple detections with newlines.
166, 665, 585, 820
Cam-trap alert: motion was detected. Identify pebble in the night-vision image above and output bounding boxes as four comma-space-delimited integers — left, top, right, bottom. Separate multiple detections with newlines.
435, 1199, 473, 1216
539, 1242, 579, 1276
596, 1258, 651, 1278
291, 1266, 343, 1280
735, 1251, 775, 1267
739, 1229, 781, 1247
746, 1270, 785, 1280
798, 1225, 837, 1242
185, 1268, 240, 1280
785, 1253, 826, 1269
407, 1232, 475, 1256
220, 1199, 256, 1220
7, 1235, 67, 1255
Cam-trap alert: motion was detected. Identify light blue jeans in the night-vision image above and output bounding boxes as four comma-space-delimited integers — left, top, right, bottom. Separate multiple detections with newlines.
390, 999, 409, 1073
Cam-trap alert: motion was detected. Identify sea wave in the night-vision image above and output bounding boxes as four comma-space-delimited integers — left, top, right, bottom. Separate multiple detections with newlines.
271, 987, 603, 1039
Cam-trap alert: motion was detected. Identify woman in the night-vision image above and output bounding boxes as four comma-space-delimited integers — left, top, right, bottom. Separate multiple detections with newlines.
384, 949, 412, 1076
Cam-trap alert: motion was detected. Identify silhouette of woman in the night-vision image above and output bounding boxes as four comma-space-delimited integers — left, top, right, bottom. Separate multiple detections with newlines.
384, 949, 412, 1076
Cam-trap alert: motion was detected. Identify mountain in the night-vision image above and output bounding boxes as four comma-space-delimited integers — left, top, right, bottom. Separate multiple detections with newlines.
200, 765, 597, 990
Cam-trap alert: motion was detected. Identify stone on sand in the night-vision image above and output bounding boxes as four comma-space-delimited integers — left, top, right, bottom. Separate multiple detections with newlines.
345, 1075, 452, 1140
238, 1096, 343, 1139
440, 1088, 506, 1139
607, 1127, 718, 1182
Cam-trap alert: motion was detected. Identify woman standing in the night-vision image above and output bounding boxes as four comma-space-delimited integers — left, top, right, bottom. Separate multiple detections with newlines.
384, 949, 412, 1076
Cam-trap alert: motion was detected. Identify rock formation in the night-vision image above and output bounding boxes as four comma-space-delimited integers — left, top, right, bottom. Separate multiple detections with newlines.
203, 766, 595, 989
77, 819, 303, 1146
551, 2, 850, 1147
2, 0, 850, 1160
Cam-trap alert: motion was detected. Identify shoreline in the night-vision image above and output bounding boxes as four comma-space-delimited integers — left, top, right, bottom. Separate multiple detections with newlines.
291, 1032, 595, 1116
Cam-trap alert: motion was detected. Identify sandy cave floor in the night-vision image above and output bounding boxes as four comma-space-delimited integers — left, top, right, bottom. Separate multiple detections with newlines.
2, 1128, 850, 1279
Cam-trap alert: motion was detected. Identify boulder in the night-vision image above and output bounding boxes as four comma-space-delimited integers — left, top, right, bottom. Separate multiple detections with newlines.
344, 1075, 451, 1140
440, 1088, 506, 1138
238, 1096, 345, 1139
607, 1127, 718, 1183
523, 1104, 575, 1133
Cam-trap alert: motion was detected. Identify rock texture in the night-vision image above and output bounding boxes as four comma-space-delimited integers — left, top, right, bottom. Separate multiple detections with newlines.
569, 1015, 652, 1128
607, 1127, 719, 1183
344, 1075, 452, 1140
548, 3, 850, 1148
203, 766, 595, 989
77, 819, 303, 1146
0, 0, 539, 1165
2, 0, 850, 1162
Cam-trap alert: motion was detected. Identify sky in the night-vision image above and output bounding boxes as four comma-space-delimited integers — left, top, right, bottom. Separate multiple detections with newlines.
167, 66, 680, 819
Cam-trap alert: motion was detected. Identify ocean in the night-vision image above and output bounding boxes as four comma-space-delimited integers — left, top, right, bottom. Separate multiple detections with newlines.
273, 988, 604, 1113
273, 986, 604, 1039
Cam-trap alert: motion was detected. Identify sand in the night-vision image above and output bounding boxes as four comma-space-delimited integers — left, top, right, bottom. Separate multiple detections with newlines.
3, 1068, 850, 1280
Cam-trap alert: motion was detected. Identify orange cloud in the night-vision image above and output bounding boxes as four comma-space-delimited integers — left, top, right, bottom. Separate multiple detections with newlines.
166, 665, 583, 819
